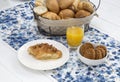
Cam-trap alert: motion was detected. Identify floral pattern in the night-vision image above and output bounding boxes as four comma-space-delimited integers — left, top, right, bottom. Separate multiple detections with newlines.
0, 2, 120, 82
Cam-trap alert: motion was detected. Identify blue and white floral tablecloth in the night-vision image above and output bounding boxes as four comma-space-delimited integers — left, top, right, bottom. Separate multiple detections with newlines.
0, 2, 120, 82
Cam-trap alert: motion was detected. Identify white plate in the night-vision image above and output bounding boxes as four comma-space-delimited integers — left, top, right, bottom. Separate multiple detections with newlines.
17, 39, 69, 70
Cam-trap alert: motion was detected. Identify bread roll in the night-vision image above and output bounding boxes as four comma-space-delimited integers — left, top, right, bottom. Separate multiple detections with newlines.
77, 2, 83, 10
59, 0, 74, 9
77, 1, 94, 13
59, 9, 75, 19
34, 1, 43, 6
42, 12, 61, 20
75, 10, 91, 18
34, 0, 46, 6
71, 0, 80, 12
33, 6, 48, 15
46, 0, 59, 14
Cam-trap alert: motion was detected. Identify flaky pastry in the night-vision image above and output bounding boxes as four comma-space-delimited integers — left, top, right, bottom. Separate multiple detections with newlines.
28, 43, 62, 60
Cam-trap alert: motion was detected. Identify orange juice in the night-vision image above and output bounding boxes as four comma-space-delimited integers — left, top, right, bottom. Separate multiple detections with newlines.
66, 26, 84, 47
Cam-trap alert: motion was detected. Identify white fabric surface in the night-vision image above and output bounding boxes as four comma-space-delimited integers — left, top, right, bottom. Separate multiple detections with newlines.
0, 0, 120, 82
0, 39, 56, 82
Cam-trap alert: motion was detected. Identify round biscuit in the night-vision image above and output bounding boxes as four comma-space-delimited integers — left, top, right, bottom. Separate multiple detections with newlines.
97, 48, 106, 58
95, 49, 102, 59
80, 42, 94, 56
83, 48, 95, 59
96, 45, 107, 55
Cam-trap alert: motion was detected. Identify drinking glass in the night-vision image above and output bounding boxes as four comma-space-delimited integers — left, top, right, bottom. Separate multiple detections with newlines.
66, 26, 84, 50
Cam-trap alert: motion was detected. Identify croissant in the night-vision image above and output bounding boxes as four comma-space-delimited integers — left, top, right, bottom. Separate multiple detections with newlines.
28, 43, 62, 60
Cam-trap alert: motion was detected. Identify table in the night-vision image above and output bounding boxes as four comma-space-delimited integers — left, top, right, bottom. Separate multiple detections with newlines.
0, 0, 120, 82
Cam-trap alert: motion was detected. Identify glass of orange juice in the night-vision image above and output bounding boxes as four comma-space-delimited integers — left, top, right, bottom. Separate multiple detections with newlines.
66, 26, 84, 50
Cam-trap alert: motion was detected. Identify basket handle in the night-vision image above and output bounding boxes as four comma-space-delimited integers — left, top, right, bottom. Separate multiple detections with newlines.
89, 0, 101, 11
29, 0, 101, 11
96, 0, 101, 11
29, 1, 39, 19
29, 1, 34, 10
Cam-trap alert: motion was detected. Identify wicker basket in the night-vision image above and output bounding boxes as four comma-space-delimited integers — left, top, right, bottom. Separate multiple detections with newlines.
30, 0, 101, 35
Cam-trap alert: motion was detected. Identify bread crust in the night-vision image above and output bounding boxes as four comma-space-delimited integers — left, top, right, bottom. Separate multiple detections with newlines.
28, 43, 62, 60
46, 0, 59, 14
42, 12, 61, 20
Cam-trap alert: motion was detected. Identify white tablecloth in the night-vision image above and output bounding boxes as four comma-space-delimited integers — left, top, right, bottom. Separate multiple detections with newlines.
0, 0, 120, 82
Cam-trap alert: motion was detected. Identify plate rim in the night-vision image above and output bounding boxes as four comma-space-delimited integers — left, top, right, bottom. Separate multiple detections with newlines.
17, 39, 69, 70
